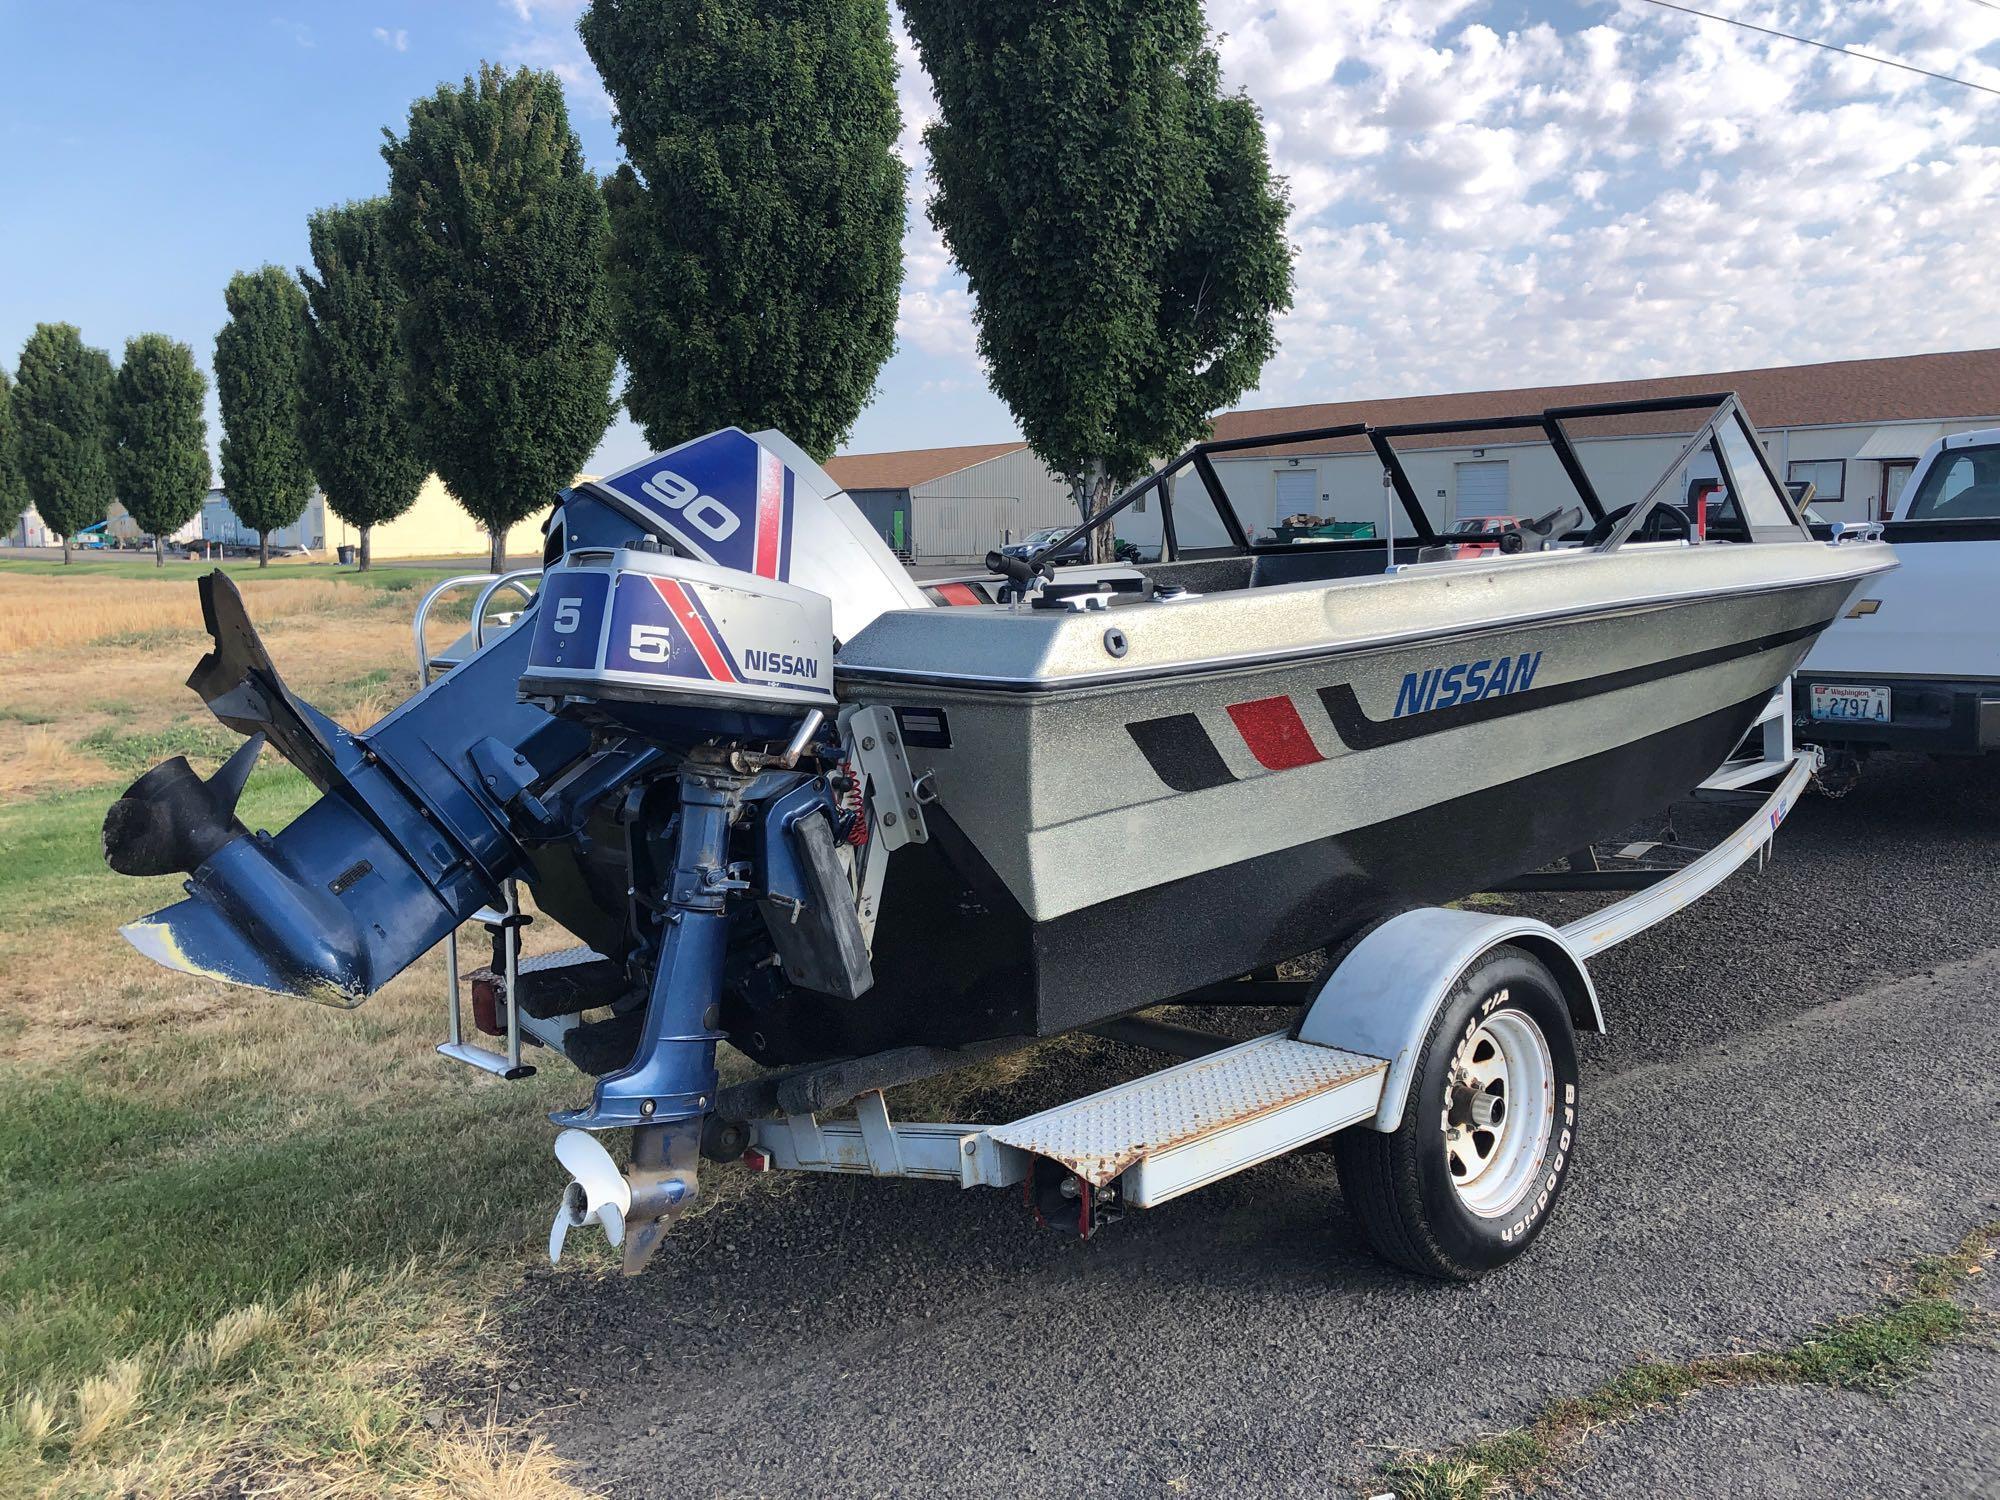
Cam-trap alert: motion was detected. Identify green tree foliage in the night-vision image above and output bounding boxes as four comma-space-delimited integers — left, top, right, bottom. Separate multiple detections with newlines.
298, 199, 428, 571
901, 0, 1294, 557
215, 267, 316, 566
0, 368, 26, 540
13, 323, 116, 564
109, 335, 211, 567
381, 64, 616, 571
580, 0, 904, 460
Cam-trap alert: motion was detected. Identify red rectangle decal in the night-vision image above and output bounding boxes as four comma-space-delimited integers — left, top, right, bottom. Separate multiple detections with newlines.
1225, 695, 1325, 771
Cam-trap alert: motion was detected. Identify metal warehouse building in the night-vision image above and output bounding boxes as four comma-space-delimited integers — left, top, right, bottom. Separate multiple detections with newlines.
823, 441, 1075, 564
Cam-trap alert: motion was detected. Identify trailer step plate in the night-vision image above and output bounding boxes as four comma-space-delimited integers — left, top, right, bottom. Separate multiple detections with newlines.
987, 1034, 1386, 1208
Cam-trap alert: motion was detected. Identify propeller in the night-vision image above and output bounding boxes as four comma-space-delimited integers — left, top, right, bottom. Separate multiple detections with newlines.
548, 1128, 633, 1265
102, 733, 264, 876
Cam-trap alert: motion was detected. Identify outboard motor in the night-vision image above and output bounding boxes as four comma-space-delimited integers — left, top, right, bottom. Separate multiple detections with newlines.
106, 427, 931, 1272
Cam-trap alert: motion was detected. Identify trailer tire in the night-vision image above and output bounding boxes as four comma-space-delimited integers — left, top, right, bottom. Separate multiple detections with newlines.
1333, 944, 1578, 1280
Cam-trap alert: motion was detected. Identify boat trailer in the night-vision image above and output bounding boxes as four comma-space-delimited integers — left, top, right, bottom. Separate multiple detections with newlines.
416, 570, 1809, 1271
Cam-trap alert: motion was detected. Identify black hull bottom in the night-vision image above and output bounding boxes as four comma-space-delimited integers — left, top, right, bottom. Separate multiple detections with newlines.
725, 690, 1773, 1064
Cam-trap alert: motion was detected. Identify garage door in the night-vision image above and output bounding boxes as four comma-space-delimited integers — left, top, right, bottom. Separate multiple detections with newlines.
1455, 461, 1510, 520
1274, 468, 1319, 516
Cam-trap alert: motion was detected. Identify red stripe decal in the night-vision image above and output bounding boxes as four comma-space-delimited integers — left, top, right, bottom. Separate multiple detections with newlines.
1225, 695, 1325, 771
753, 449, 784, 579
651, 577, 736, 682
935, 582, 984, 607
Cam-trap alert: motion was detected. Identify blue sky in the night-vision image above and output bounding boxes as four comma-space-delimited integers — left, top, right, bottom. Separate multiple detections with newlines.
3, 0, 1998, 479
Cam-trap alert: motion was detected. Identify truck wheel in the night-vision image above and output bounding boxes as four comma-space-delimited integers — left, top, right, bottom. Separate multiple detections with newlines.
1334, 945, 1578, 1280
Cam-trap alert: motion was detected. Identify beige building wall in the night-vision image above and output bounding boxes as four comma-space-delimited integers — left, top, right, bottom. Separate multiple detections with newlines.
324, 474, 591, 560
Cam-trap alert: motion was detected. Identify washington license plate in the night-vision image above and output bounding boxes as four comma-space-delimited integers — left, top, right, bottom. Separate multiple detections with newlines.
1809, 683, 1892, 724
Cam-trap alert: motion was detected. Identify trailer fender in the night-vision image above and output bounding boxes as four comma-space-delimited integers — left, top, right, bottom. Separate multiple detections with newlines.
1295, 908, 1601, 1133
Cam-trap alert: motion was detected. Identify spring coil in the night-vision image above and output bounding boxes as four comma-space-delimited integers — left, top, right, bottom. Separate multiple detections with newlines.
837, 757, 869, 846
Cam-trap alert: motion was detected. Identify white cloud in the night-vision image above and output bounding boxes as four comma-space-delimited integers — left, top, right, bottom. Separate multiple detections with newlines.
372, 26, 409, 52
497, 0, 609, 118
887, 0, 2000, 416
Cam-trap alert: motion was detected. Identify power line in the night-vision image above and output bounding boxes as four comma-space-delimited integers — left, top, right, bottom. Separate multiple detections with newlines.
1634, 0, 2000, 98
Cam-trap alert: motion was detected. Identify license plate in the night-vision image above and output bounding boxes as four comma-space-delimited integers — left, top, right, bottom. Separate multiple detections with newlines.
1809, 683, 1892, 724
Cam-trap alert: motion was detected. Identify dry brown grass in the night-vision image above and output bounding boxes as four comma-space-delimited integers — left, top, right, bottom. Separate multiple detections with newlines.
12, 1273, 599, 1500
0, 581, 420, 802
0, 567, 606, 1499
0, 572, 369, 655
414, 1422, 595, 1500
67, 1359, 144, 1452
0, 726, 105, 800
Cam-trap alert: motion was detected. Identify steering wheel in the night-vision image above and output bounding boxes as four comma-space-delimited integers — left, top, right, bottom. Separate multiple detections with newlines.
1584, 501, 1692, 548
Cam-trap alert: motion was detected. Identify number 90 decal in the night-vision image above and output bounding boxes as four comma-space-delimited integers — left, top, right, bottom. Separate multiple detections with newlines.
639, 468, 740, 543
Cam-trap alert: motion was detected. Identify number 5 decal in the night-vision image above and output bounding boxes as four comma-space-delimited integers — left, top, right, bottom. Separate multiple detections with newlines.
552, 598, 582, 634
629, 624, 674, 663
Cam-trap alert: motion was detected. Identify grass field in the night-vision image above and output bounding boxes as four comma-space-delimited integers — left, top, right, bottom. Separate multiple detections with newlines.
0, 559, 599, 1497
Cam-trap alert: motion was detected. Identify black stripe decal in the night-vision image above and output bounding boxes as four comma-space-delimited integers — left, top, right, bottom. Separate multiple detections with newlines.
1319, 619, 1830, 752
1127, 713, 1235, 791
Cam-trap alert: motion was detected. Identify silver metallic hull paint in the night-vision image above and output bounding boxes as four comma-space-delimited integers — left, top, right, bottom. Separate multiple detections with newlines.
838, 542, 1892, 923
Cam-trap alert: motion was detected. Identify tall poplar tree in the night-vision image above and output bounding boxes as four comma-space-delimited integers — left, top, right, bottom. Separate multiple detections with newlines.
298, 199, 427, 571
215, 266, 316, 566
109, 334, 211, 567
580, 0, 904, 459
13, 323, 115, 564
0, 369, 25, 540
382, 65, 615, 571
901, 0, 1294, 559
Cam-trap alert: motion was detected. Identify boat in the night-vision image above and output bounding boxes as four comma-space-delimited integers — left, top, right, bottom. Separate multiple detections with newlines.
103, 392, 1891, 1263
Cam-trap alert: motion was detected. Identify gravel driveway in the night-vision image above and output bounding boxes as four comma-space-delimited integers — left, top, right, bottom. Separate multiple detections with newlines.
461, 750, 2000, 1498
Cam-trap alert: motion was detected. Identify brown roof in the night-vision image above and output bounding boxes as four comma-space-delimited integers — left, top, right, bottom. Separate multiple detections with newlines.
1209, 348, 2000, 457
823, 440, 1027, 491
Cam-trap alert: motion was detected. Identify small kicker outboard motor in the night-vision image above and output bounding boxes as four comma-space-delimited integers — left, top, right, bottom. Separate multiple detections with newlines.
106, 427, 932, 1272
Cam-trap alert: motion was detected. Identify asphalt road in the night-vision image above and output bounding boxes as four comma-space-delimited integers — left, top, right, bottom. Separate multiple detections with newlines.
462, 750, 2000, 1498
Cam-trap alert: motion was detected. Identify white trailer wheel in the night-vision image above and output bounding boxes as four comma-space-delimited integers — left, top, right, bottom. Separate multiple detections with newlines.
1333, 944, 1580, 1280
1442, 1010, 1555, 1219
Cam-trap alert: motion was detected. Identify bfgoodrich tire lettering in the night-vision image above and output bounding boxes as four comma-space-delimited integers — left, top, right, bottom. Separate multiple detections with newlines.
1333, 944, 1580, 1280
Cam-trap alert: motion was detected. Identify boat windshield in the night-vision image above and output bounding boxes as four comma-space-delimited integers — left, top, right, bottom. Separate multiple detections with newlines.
1031, 393, 1810, 573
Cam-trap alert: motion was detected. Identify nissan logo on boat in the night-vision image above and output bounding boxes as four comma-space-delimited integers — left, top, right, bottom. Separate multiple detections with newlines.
1393, 652, 1544, 718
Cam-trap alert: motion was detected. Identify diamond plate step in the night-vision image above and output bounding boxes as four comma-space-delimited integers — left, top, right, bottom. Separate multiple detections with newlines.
988, 1032, 1387, 1207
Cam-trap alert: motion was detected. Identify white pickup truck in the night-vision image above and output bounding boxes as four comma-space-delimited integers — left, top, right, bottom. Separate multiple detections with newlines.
1795, 426, 2000, 767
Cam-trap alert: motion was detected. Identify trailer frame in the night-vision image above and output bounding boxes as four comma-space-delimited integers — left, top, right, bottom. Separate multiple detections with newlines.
729, 688, 1809, 1219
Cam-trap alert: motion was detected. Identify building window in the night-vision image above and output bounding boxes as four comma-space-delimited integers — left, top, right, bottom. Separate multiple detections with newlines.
1786, 459, 1844, 504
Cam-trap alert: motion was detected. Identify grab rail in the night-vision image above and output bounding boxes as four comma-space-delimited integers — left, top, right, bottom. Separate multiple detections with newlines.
412, 571, 541, 686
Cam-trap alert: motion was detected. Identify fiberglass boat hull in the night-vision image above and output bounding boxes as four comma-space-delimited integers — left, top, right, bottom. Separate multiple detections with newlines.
717, 545, 1889, 1063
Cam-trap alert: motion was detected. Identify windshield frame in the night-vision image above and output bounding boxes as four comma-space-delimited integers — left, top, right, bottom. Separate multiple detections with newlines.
1017, 392, 1808, 573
